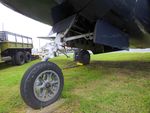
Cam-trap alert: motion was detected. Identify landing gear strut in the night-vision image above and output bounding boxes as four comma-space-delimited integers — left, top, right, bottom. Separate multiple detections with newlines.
20, 31, 92, 109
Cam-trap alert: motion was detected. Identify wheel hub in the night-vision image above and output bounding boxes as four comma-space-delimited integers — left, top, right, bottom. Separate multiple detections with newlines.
45, 82, 51, 88
33, 70, 60, 102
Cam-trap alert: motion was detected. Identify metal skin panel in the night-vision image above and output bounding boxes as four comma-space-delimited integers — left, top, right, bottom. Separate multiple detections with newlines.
51, 1, 75, 24
50, 14, 76, 34
0, 0, 150, 35
135, 0, 150, 33
0, 0, 58, 25
0, 0, 149, 50
78, 0, 113, 22
94, 20, 129, 50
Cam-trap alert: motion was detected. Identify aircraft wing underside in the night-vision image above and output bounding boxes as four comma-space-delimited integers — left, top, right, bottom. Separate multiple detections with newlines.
0, 0, 150, 53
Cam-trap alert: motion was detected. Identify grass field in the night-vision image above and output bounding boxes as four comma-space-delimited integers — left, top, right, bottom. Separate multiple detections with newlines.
0, 52, 150, 113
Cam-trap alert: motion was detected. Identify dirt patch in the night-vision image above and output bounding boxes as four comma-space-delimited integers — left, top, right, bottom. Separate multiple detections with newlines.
26, 99, 65, 113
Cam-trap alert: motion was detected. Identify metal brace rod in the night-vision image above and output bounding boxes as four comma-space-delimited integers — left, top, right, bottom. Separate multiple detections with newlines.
64, 33, 93, 42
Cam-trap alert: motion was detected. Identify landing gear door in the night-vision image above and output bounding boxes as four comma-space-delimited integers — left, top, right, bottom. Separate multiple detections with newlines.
94, 20, 129, 50
50, 14, 76, 35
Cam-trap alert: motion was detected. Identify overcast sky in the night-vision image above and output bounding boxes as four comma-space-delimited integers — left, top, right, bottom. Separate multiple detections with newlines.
0, 3, 52, 49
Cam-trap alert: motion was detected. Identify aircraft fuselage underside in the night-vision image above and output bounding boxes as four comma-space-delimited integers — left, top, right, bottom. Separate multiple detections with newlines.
50, 0, 150, 53
0, 0, 150, 53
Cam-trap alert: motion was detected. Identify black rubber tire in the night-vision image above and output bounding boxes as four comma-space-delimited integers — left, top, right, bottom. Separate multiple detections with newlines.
11, 55, 16, 65
53, 52, 57, 57
78, 50, 90, 65
73, 49, 81, 61
15, 51, 25, 65
25, 52, 31, 63
20, 61, 64, 109
73, 52, 78, 61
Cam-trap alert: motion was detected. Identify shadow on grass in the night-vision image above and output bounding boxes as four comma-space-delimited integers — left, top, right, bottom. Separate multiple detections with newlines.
89, 60, 150, 72
0, 62, 14, 70
0, 59, 149, 75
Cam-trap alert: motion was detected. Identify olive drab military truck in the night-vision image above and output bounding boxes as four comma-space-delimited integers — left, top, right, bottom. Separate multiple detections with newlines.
0, 31, 33, 65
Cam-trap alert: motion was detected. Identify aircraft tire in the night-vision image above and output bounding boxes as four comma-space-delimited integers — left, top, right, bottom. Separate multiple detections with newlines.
15, 51, 25, 65
20, 61, 64, 109
73, 49, 81, 61
25, 52, 31, 63
78, 50, 90, 65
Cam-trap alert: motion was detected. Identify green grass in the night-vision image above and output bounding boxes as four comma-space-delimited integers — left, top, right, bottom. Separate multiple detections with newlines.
0, 52, 150, 113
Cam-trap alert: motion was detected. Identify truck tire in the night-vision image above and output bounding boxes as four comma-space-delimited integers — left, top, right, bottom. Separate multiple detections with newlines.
20, 61, 64, 109
15, 51, 25, 65
12, 55, 16, 65
25, 52, 31, 63
77, 50, 90, 65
